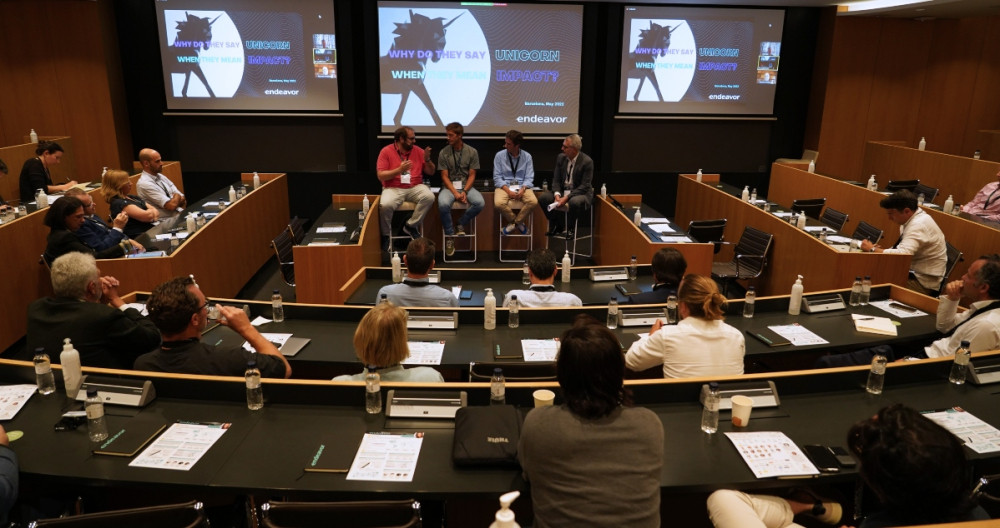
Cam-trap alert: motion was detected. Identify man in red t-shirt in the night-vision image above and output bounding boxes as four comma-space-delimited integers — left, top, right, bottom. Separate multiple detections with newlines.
376, 127, 436, 249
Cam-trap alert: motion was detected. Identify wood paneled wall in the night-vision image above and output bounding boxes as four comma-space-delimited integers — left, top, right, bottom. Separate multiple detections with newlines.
809, 15, 1000, 180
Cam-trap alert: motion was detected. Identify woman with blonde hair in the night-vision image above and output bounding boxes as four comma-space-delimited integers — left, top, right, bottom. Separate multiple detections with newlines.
101, 169, 158, 238
625, 274, 745, 378
333, 302, 444, 382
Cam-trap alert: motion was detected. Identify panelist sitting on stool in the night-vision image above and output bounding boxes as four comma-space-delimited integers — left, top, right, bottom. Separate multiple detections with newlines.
961, 168, 1000, 221
494, 129, 537, 235
333, 302, 444, 382
26, 252, 160, 369
538, 134, 594, 238
64, 188, 144, 254
376, 238, 458, 307
860, 190, 946, 296
137, 148, 186, 219
626, 247, 687, 304
136, 276, 292, 378
438, 122, 483, 257
377, 126, 435, 248
503, 248, 582, 307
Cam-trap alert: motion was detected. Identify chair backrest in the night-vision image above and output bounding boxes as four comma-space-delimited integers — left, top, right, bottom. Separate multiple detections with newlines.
803, 149, 819, 162
469, 361, 557, 382
791, 198, 827, 220
886, 179, 919, 192
261, 499, 421, 528
288, 216, 308, 245
271, 229, 295, 287
851, 221, 884, 244
687, 219, 726, 253
28, 501, 207, 528
731, 226, 774, 277
819, 207, 849, 232
913, 183, 939, 203
943, 242, 964, 285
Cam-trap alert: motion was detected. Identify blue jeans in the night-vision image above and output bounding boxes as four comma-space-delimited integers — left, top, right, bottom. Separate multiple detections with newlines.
438, 187, 484, 234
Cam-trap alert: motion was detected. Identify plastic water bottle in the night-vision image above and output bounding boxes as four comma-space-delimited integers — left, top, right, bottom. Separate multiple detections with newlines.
943, 194, 954, 214
600, 183, 607, 198
918, 136, 926, 151
37, 189, 48, 208
391, 252, 402, 283
849, 277, 863, 306
949, 340, 972, 385
866, 354, 887, 395
379, 293, 389, 305
750, 188, 758, 202
633, 208, 642, 226
629, 255, 638, 281
86, 388, 108, 442
186, 214, 197, 233
819, 228, 828, 244
860, 276, 871, 305
974, 150, 982, 160
561, 251, 571, 284
508, 296, 519, 329
796, 213, 807, 229
246, 360, 263, 410
522, 261, 530, 285
917, 193, 925, 207
365, 366, 382, 414
696, 169, 703, 182
701, 382, 720, 434
490, 368, 506, 405
33, 349, 55, 395
484, 288, 496, 330
362, 194, 370, 216
867, 175, 877, 191
741, 186, 750, 202
607, 297, 619, 329
253, 171, 261, 189
743, 287, 755, 318
665, 295, 679, 324
271, 289, 284, 323
60, 338, 82, 399
29, 128, 38, 143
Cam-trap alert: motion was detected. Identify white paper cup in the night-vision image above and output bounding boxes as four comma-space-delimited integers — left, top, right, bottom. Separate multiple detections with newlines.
533, 389, 555, 408
731, 395, 754, 427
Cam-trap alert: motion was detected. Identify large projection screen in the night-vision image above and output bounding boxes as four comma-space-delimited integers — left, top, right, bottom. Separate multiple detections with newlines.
377, 2, 582, 134
618, 6, 785, 116
154, 0, 340, 112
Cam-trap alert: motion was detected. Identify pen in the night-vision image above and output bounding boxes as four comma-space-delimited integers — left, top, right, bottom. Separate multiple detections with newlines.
856, 317, 875, 321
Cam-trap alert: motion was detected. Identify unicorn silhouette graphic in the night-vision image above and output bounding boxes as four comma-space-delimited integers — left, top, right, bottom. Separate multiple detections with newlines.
171, 12, 220, 97
381, 10, 462, 127
626, 21, 684, 102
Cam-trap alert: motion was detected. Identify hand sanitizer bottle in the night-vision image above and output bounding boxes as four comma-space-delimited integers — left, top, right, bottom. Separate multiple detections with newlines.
362, 194, 370, 215
600, 183, 607, 198
253, 171, 261, 189
489, 491, 521, 528
943, 194, 954, 214
808, 159, 815, 173
918, 137, 926, 151
228, 185, 237, 203
391, 252, 402, 283
30, 129, 38, 143
788, 275, 803, 315
633, 208, 642, 226
561, 251, 571, 283
696, 168, 703, 182
741, 186, 750, 202
60, 338, 82, 399
868, 174, 877, 191
484, 288, 496, 330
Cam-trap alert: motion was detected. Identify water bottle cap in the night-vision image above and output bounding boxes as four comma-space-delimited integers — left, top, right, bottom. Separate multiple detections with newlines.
864, 275, 870, 279
493, 368, 503, 375
87, 388, 98, 397
511, 295, 517, 300
748, 286, 754, 291
709, 381, 719, 390
961, 340, 971, 347
273, 289, 279, 294
247, 360, 257, 368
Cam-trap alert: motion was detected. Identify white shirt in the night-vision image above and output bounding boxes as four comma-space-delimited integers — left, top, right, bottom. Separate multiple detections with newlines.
503, 285, 582, 308
625, 317, 745, 378
881, 208, 947, 290
136, 171, 183, 218
924, 297, 1000, 358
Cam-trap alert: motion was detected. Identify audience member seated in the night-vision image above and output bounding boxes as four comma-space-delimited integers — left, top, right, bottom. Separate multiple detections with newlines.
64, 188, 143, 253
376, 237, 458, 307
707, 404, 989, 528
19, 141, 77, 203
101, 169, 158, 238
626, 247, 687, 304
503, 248, 582, 307
135, 276, 291, 378
625, 274, 745, 377
537, 134, 594, 238
43, 196, 128, 263
961, 168, 1000, 222
26, 252, 160, 369
860, 190, 946, 296
333, 302, 445, 382
0, 158, 8, 207
136, 148, 186, 218
818, 254, 1000, 367
519, 315, 663, 528
0, 425, 17, 527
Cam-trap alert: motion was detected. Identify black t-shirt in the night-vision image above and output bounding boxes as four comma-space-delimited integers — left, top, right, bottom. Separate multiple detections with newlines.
134, 339, 286, 378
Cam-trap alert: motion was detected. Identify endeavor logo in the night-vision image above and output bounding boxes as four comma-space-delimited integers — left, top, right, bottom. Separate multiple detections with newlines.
709, 94, 740, 100
516, 114, 568, 123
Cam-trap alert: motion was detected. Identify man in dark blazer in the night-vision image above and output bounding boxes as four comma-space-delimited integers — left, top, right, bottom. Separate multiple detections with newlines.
626, 248, 687, 304
26, 251, 160, 369
538, 134, 594, 238
64, 188, 143, 253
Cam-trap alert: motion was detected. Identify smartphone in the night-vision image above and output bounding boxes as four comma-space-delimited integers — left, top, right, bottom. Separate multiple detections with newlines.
803, 444, 840, 473
829, 446, 856, 467
460, 289, 473, 300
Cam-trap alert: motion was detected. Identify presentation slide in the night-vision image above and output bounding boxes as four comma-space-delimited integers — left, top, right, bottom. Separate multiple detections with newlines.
618, 6, 784, 116
377, 2, 582, 135
154, 0, 339, 112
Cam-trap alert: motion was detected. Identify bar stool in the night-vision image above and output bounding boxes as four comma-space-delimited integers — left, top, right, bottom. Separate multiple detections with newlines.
442, 201, 477, 263
546, 203, 593, 265
382, 201, 423, 252
498, 199, 533, 262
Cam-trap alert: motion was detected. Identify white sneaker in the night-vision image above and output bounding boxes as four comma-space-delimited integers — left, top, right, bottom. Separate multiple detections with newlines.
502, 223, 516, 235
445, 239, 455, 256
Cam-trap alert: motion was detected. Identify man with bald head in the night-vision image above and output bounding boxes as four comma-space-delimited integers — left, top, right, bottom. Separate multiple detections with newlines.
136, 148, 186, 218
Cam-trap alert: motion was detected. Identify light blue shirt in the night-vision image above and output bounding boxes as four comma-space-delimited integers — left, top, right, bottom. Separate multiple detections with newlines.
333, 364, 444, 382
493, 149, 534, 190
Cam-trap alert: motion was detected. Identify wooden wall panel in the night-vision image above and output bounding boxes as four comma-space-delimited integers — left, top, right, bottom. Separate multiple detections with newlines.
0, 209, 51, 352
864, 20, 931, 146
862, 142, 1000, 205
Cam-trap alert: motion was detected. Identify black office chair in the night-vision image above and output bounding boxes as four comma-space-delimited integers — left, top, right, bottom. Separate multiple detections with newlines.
819, 207, 849, 232
851, 221, 884, 244
260, 499, 421, 528
885, 179, 919, 192
939, 241, 964, 294
271, 229, 295, 287
711, 226, 774, 296
287, 215, 309, 245
791, 198, 827, 220
469, 361, 557, 382
912, 183, 939, 204
687, 218, 727, 254
28, 501, 208, 528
